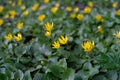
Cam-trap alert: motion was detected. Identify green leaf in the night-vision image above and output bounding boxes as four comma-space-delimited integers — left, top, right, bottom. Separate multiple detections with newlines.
48, 65, 64, 78
0, 73, 8, 80
33, 73, 42, 80
14, 45, 27, 57
105, 70, 118, 80
62, 68, 75, 80
23, 70, 32, 80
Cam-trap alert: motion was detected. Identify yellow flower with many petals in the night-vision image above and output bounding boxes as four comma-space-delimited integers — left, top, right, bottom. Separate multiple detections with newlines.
51, 7, 58, 14
4, 14, 9, 19
112, 2, 117, 8
66, 6, 72, 12
0, 6, 4, 13
9, 10, 17, 19
5, 33, 12, 41
58, 36, 68, 45
88, 1, 93, 7
98, 26, 104, 33
31, 3, 39, 11
21, 5, 26, 10
55, 2, 60, 8
71, 13, 76, 18
17, 22, 23, 29
44, 22, 53, 31
83, 6, 92, 14
23, 10, 29, 16
43, 0, 49, 4
116, 10, 120, 16
45, 31, 51, 37
114, 31, 120, 39
17, 0, 22, 6
39, 7, 44, 11
38, 14, 46, 22
96, 14, 104, 22
14, 33, 22, 41
82, 40, 94, 52
74, 7, 79, 13
9, 10, 17, 16
10, 15, 15, 20
77, 14, 84, 20
52, 41, 60, 49
0, 18, 4, 26
8, 0, 12, 4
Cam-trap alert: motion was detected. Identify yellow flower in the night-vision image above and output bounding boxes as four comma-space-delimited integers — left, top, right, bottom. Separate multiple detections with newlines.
38, 14, 46, 21
117, 38, 120, 43
88, 1, 93, 7
5, 33, 12, 41
43, 0, 49, 4
12, 2, 15, 7
45, 31, 51, 37
52, 41, 60, 49
17, 22, 23, 29
82, 40, 94, 52
40, 60, 45, 65
9, 10, 16, 19
17, 0, 22, 6
74, 7, 79, 13
4, 14, 9, 19
112, 2, 117, 8
0, 6, 4, 13
58, 36, 68, 45
98, 26, 104, 33
114, 31, 120, 39
31, 3, 39, 11
116, 10, 120, 16
10, 15, 15, 20
9, 10, 17, 16
14, 33, 22, 41
83, 6, 92, 14
51, 7, 58, 14
44, 22, 53, 31
96, 14, 104, 22
8, 0, 12, 4
55, 2, 60, 8
39, 7, 44, 11
21, 5, 26, 10
23, 10, 29, 16
70, 13, 76, 18
77, 14, 84, 20
0, 18, 3, 25
66, 6, 72, 12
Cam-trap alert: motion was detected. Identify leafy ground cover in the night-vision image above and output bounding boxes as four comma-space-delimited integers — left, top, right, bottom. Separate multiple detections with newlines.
0, 0, 120, 80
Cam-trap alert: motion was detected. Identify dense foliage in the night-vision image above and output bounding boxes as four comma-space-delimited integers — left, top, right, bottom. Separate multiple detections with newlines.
0, 0, 120, 80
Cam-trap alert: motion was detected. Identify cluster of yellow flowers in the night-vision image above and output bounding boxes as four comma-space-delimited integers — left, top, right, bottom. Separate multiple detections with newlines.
71, 13, 84, 20
44, 22, 53, 37
52, 36, 68, 49
5, 33, 22, 42
69, 1, 94, 20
